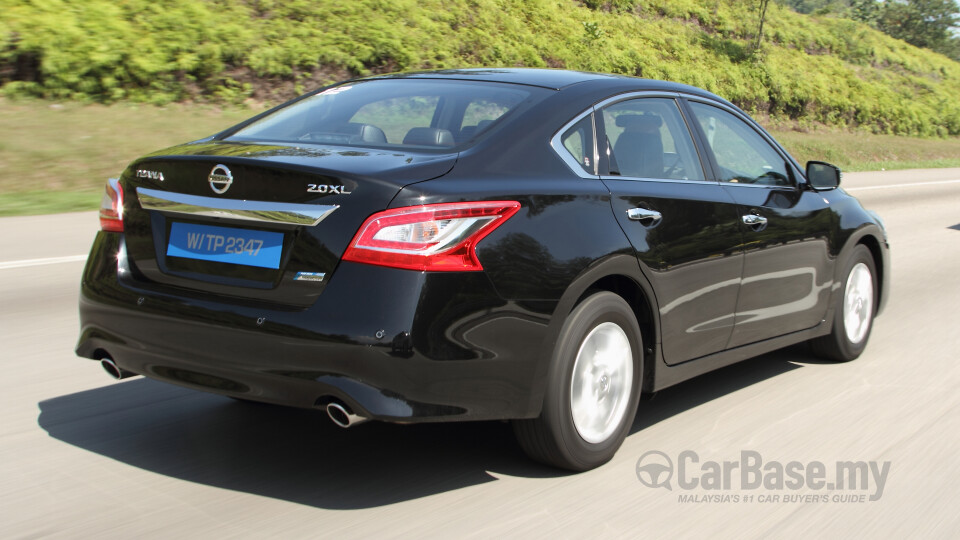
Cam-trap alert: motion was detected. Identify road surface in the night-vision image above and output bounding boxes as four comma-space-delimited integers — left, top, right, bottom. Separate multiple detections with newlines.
1, 169, 958, 538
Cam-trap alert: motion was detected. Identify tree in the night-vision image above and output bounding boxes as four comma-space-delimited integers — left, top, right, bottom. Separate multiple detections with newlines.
848, 0, 880, 24
778, 0, 960, 61
875, 0, 960, 53
756, 0, 773, 50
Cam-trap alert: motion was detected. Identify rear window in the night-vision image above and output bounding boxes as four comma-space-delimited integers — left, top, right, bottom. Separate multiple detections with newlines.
226, 79, 547, 149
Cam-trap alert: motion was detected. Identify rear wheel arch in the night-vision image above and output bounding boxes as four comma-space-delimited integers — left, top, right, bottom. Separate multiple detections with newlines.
515, 290, 644, 470
526, 255, 662, 415
575, 274, 658, 393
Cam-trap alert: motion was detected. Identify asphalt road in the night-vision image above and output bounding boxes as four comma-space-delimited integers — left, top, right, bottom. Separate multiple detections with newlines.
1, 169, 958, 538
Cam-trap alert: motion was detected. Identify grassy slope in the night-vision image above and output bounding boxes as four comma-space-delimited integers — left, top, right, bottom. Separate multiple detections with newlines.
2, 0, 960, 136
771, 130, 960, 171
0, 100, 254, 215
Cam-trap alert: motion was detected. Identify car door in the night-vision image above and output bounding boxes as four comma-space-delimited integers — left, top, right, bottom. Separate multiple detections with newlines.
684, 100, 835, 348
596, 95, 745, 365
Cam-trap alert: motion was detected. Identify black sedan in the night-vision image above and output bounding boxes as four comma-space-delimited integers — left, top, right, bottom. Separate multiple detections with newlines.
77, 69, 889, 471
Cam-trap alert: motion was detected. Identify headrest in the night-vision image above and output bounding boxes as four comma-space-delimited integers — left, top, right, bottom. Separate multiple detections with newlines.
336, 123, 388, 143
616, 114, 663, 131
403, 127, 456, 147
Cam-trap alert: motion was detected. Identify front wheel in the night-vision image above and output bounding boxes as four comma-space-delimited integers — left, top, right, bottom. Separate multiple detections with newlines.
810, 245, 877, 361
513, 291, 643, 471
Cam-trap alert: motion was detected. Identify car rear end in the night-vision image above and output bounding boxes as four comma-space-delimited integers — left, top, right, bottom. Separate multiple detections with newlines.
76, 77, 552, 423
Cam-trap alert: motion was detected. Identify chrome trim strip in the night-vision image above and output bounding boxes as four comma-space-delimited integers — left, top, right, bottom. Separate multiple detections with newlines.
720, 182, 795, 190
136, 188, 338, 226
590, 90, 682, 111
601, 176, 718, 186
603, 175, 793, 189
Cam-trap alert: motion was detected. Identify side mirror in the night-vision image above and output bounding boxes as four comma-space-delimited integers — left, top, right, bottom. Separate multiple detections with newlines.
806, 161, 841, 190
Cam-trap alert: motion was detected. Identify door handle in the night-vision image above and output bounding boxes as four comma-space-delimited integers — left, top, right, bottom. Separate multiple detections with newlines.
627, 207, 662, 227
742, 213, 768, 231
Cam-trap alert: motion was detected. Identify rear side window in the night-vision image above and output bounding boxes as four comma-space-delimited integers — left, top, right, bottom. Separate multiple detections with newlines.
227, 79, 545, 149
601, 98, 704, 181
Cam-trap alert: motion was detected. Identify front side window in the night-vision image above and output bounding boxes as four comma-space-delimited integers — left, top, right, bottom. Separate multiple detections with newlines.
601, 97, 705, 181
226, 79, 545, 149
687, 102, 791, 186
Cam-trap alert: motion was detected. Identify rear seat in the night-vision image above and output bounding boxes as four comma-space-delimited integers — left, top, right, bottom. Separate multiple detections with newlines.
612, 114, 664, 178
457, 120, 494, 142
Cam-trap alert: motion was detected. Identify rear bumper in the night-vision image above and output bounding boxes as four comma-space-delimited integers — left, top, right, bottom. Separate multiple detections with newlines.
77, 232, 551, 422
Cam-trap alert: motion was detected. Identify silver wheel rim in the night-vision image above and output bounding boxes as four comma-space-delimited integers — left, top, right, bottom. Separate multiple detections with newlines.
843, 262, 874, 344
570, 322, 634, 444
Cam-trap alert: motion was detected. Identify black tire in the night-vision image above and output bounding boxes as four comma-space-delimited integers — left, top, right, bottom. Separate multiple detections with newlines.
810, 245, 878, 362
513, 291, 643, 471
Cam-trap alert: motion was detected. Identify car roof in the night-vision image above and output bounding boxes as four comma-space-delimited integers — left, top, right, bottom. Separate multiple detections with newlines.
365, 68, 727, 103
369, 68, 614, 89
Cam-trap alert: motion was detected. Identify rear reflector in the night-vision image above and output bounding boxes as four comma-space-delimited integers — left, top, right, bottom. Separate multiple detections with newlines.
342, 201, 521, 271
99, 178, 124, 232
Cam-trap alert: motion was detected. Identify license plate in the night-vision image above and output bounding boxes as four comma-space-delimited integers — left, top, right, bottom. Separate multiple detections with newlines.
167, 222, 283, 269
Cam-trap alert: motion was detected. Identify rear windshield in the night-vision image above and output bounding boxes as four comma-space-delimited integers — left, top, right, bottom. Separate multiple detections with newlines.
226, 79, 548, 149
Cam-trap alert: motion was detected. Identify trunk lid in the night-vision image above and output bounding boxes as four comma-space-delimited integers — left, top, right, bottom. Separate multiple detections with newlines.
120, 140, 456, 306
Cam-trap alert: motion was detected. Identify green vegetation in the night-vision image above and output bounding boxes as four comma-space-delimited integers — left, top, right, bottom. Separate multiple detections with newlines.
2, 0, 960, 137
1, 100, 958, 216
0, 189, 105, 216
0, 99, 255, 215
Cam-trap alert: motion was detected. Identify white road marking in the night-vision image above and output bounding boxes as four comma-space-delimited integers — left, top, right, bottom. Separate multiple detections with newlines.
845, 179, 960, 191
0, 255, 88, 270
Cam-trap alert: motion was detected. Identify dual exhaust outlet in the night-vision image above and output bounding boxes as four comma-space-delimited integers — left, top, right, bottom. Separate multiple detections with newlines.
99, 356, 368, 428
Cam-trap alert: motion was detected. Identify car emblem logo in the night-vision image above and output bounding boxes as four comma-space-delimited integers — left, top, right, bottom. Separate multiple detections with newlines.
208, 164, 233, 194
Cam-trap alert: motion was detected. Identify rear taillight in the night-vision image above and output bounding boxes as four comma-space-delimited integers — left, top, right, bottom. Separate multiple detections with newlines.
99, 178, 124, 232
342, 201, 521, 271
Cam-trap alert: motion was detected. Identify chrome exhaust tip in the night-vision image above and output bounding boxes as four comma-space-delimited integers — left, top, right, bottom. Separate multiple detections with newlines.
326, 402, 369, 428
100, 357, 137, 380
